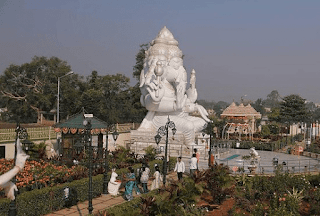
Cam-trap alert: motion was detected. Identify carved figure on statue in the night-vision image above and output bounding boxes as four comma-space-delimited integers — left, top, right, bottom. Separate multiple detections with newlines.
138, 26, 210, 147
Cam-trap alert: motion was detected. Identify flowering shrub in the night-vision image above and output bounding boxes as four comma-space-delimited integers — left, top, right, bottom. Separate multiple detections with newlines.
0, 158, 88, 191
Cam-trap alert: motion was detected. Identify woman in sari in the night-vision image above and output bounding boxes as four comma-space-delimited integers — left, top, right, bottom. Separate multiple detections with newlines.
124, 167, 140, 201
150, 165, 162, 190
108, 168, 121, 196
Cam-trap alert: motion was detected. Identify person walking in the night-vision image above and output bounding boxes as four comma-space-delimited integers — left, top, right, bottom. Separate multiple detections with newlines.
194, 148, 200, 169
150, 165, 163, 190
189, 153, 198, 177
140, 166, 149, 193
124, 167, 141, 201
174, 156, 185, 181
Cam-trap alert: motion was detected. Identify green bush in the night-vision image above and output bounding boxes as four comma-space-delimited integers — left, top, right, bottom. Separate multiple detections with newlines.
293, 133, 304, 142
0, 199, 10, 216
100, 176, 203, 216
0, 174, 104, 216
144, 145, 157, 161
261, 125, 271, 138
268, 123, 280, 135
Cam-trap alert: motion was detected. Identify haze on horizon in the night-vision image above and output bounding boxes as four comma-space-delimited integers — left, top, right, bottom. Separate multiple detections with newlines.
1, 0, 319, 104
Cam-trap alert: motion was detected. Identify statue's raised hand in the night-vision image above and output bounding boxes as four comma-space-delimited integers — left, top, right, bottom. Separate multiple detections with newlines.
15, 138, 29, 171
146, 79, 165, 102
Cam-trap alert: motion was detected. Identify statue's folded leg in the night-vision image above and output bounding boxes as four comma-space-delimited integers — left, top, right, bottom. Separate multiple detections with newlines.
170, 116, 196, 146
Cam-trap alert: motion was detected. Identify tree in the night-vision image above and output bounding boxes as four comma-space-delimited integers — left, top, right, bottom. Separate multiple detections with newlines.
263, 90, 280, 108
132, 43, 149, 81
80, 71, 146, 124
251, 98, 265, 116
278, 94, 310, 124
130, 43, 150, 123
313, 108, 320, 122
0, 56, 73, 123
261, 125, 271, 138
268, 107, 280, 122
213, 101, 229, 117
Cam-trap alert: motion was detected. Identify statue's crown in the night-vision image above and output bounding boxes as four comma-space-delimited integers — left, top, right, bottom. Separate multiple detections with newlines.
152, 26, 179, 46
147, 26, 183, 60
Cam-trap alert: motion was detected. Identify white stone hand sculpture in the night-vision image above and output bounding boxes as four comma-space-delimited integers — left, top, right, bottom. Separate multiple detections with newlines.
145, 79, 165, 102
16, 138, 30, 171
0, 138, 29, 200
3, 181, 18, 200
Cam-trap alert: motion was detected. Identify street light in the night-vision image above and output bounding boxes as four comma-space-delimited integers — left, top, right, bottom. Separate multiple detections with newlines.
102, 128, 119, 194
83, 117, 93, 214
207, 121, 214, 167
154, 116, 176, 186
57, 71, 74, 123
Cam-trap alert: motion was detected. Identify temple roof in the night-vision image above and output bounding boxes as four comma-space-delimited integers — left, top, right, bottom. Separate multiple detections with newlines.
54, 113, 110, 129
221, 102, 261, 118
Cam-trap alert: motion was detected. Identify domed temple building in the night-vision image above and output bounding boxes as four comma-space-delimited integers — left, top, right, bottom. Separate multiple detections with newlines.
221, 102, 261, 140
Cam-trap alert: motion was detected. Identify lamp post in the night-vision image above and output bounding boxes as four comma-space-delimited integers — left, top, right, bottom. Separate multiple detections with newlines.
154, 116, 176, 186
57, 71, 74, 123
103, 128, 119, 194
8, 124, 28, 216
208, 121, 214, 167
83, 117, 93, 214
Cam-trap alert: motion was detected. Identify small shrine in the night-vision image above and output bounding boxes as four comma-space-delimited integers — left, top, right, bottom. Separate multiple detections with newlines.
54, 112, 114, 158
221, 102, 261, 140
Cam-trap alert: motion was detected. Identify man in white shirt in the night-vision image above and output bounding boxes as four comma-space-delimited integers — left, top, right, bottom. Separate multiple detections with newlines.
189, 153, 198, 177
174, 156, 185, 181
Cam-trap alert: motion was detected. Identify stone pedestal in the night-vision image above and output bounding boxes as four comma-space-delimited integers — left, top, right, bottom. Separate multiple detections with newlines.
130, 130, 209, 159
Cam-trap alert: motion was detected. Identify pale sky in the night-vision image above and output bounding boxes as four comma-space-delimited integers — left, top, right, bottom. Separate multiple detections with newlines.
1, 0, 320, 103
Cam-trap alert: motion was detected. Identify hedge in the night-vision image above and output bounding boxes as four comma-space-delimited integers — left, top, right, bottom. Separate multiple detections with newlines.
0, 158, 176, 216
231, 141, 286, 151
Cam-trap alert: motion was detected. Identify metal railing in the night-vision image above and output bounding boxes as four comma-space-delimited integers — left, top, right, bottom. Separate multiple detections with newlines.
218, 157, 320, 175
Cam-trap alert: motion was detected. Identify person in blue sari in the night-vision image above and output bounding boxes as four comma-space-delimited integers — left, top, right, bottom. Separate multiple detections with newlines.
124, 167, 140, 201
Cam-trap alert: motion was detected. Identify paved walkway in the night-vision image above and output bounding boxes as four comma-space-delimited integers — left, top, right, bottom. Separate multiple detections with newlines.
45, 172, 179, 216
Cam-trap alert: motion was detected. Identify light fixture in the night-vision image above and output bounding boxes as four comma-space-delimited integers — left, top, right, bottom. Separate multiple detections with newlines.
112, 130, 119, 141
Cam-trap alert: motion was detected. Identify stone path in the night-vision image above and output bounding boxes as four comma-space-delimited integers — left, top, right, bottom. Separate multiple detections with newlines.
45, 172, 179, 216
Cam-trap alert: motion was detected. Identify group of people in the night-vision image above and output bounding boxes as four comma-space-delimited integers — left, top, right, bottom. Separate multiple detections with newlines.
174, 148, 200, 181
108, 148, 201, 201
107, 162, 163, 201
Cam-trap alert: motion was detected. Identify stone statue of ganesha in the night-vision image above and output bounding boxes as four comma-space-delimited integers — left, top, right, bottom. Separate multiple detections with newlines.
138, 26, 210, 147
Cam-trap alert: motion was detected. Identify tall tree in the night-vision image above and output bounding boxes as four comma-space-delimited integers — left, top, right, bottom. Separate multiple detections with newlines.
0, 56, 73, 123
130, 43, 150, 123
132, 44, 149, 81
213, 101, 229, 117
278, 94, 310, 124
252, 98, 265, 116
263, 90, 280, 108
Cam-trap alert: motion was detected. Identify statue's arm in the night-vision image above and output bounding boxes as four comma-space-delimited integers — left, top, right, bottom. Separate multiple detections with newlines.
0, 166, 20, 187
